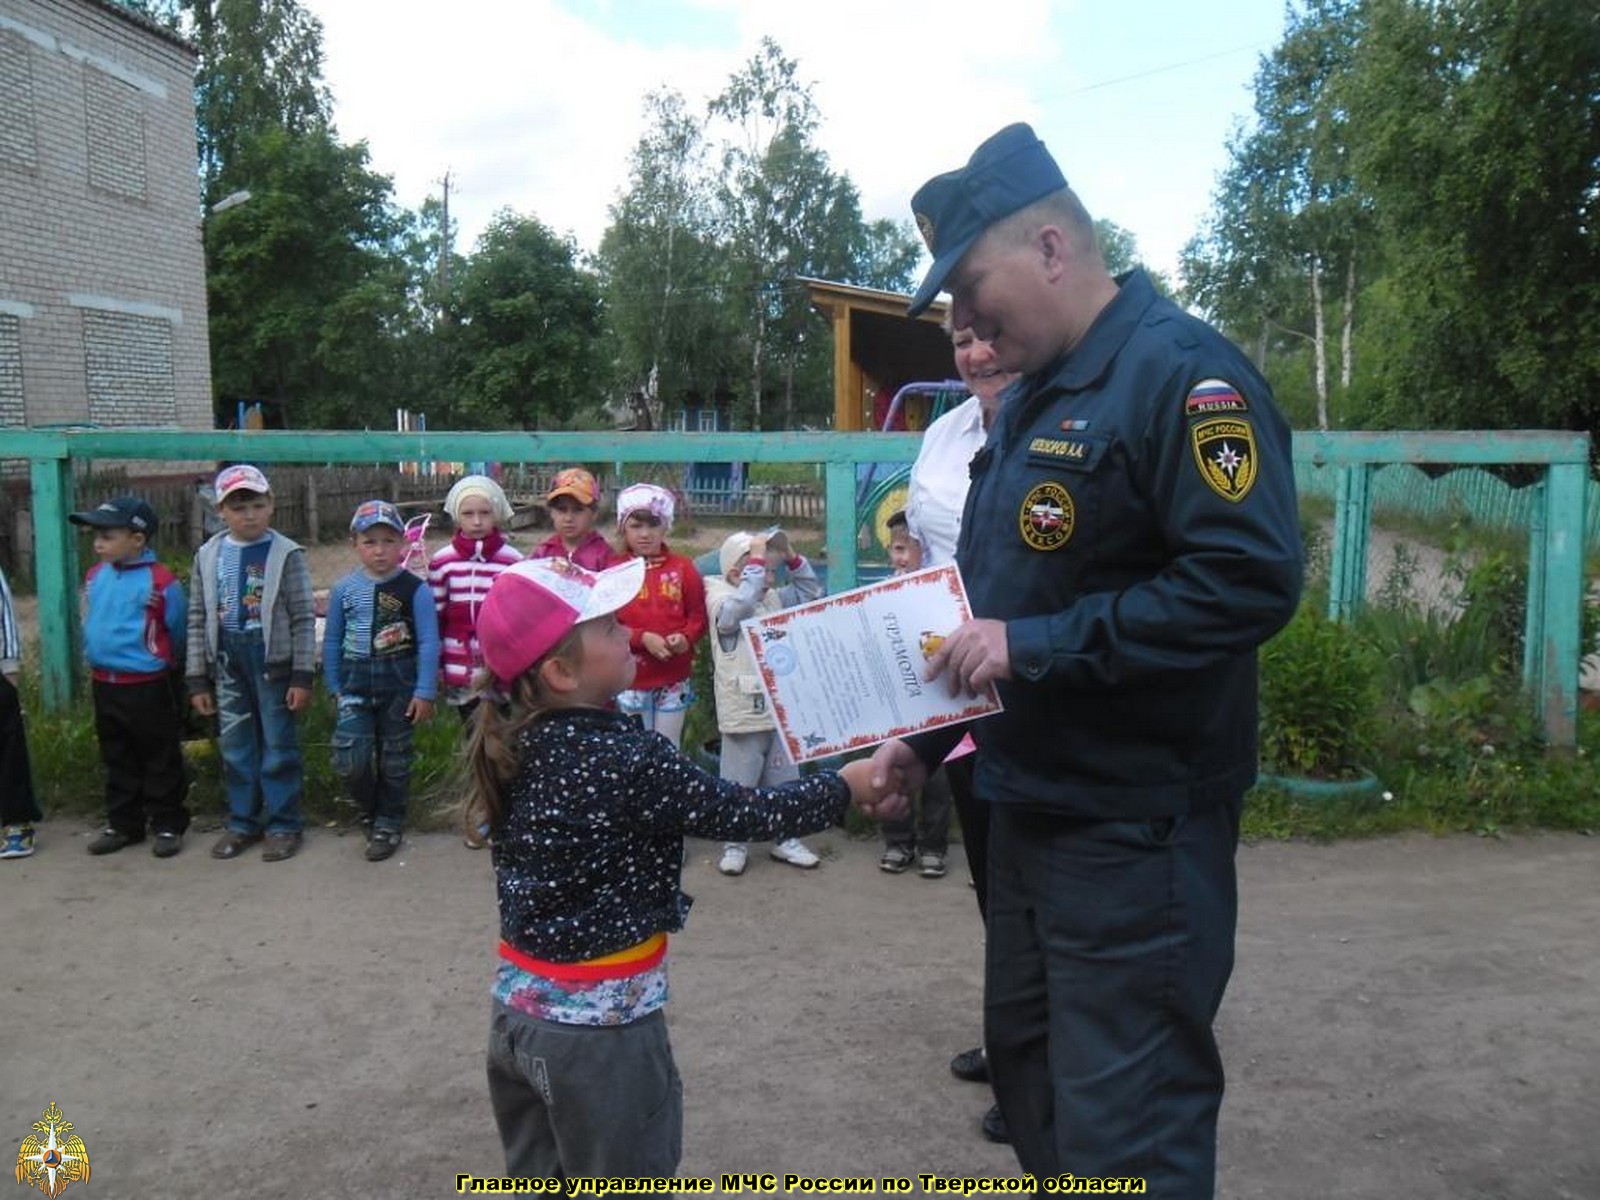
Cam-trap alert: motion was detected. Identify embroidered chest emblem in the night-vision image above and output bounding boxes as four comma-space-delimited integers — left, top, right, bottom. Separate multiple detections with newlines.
1190, 417, 1258, 502
1018, 482, 1075, 551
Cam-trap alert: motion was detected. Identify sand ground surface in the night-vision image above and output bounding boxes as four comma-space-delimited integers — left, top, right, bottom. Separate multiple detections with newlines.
2, 827, 1597, 1199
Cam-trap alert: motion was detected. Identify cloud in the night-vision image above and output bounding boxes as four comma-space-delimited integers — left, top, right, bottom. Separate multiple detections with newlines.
312, 0, 1279, 278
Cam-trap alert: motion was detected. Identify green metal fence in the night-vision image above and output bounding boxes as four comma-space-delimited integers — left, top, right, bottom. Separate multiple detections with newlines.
6, 426, 1590, 746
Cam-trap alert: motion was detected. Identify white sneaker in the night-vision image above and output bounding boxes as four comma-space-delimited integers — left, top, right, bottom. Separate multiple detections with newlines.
718, 844, 748, 876
770, 838, 820, 869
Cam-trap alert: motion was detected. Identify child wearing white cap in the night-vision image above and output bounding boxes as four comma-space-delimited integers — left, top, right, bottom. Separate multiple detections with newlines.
704, 528, 826, 875
428, 474, 523, 725
462, 556, 893, 1181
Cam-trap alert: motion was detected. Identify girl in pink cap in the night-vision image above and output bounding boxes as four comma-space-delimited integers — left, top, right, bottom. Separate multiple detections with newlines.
611, 483, 704, 749
462, 556, 892, 1182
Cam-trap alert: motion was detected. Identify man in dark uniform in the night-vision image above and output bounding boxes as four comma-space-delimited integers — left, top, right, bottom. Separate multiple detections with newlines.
870, 124, 1303, 1196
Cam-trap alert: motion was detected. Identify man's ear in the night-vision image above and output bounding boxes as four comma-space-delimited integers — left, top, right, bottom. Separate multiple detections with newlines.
1037, 224, 1071, 283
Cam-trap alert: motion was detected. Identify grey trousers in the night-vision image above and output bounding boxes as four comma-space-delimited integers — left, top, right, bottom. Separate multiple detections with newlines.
487, 1001, 683, 1180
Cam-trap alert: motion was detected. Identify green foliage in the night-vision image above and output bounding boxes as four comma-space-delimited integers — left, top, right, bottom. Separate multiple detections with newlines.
205, 126, 411, 427
23, 674, 465, 830
185, 0, 333, 196
1190, 0, 1600, 443
1345, 0, 1600, 437
1259, 603, 1382, 778
447, 212, 605, 429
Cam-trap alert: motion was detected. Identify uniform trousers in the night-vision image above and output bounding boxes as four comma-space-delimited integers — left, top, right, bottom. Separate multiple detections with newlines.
985, 794, 1243, 1198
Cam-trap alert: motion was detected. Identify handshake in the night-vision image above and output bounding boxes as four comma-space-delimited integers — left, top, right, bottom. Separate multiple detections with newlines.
834, 741, 923, 821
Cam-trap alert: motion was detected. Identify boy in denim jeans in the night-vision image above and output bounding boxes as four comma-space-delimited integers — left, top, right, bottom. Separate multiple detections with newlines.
186, 465, 316, 862
324, 500, 440, 861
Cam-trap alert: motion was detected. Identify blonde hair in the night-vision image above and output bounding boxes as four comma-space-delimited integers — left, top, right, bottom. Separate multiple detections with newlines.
458, 627, 584, 838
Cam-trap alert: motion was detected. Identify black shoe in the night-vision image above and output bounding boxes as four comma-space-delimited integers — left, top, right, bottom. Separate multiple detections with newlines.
151, 831, 183, 858
950, 1046, 989, 1083
981, 1103, 1010, 1144
87, 828, 139, 855
365, 828, 401, 862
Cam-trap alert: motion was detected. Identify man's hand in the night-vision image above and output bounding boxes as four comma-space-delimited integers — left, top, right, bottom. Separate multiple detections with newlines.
407, 696, 435, 724
838, 757, 908, 821
641, 631, 672, 661
285, 685, 311, 713
191, 691, 216, 717
924, 618, 1012, 697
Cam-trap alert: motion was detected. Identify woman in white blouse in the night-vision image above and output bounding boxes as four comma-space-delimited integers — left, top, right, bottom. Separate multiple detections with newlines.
905, 324, 1019, 1144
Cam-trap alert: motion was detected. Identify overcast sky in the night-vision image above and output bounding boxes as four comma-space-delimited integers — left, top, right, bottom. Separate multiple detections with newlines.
311, 0, 1286, 283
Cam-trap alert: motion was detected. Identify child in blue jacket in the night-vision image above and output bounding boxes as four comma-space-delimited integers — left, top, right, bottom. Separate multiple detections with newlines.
70, 496, 190, 857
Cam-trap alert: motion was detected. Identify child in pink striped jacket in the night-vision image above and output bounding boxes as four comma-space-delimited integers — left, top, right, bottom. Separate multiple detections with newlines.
428, 475, 523, 722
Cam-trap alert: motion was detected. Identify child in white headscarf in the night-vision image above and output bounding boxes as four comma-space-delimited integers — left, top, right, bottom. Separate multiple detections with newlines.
428, 475, 523, 725
612, 483, 705, 750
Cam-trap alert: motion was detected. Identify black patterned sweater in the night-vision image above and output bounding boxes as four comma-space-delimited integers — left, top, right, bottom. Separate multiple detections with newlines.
493, 707, 848, 962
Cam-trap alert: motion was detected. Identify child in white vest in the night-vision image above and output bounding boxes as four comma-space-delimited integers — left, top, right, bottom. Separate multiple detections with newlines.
703, 529, 825, 876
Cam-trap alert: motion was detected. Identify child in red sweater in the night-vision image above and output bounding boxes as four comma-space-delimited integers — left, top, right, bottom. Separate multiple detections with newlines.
613, 483, 704, 750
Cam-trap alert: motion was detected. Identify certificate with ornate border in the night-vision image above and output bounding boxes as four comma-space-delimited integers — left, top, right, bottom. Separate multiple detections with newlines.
743, 564, 1002, 763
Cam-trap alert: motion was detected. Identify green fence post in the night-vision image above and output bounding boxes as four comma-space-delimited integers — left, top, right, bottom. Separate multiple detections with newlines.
1328, 463, 1372, 622
1523, 478, 1547, 699
29, 456, 78, 709
824, 460, 858, 591
1534, 463, 1586, 747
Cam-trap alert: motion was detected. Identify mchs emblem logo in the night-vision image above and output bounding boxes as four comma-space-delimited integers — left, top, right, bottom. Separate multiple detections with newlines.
1190, 417, 1258, 502
15, 1102, 90, 1198
1019, 482, 1075, 551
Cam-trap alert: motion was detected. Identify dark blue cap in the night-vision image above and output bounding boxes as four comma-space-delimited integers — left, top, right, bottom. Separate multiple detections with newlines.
69, 495, 158, 536
907, 123, 1068, 318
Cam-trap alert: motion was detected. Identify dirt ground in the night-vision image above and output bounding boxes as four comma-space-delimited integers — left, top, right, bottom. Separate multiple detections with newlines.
2, 827, 1597, 1199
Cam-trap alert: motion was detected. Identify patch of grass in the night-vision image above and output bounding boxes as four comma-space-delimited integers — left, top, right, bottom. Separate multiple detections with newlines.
20, 670, 467, 831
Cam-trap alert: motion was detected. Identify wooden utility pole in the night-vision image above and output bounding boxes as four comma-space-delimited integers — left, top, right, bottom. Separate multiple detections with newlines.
437, 170, 453, 310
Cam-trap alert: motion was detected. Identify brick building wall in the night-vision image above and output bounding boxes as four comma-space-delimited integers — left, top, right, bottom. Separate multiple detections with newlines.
0, 0, 212, 457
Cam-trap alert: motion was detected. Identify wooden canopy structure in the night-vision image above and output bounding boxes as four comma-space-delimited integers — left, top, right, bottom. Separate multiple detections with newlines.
801, 277, 955, 431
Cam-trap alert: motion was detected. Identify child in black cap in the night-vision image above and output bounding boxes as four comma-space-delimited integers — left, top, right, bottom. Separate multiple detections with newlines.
69, 496, 191, 857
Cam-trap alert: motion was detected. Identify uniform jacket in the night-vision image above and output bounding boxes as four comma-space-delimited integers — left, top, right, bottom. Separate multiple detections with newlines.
616, 548, 707, 691
428, 529, 522, 696
185, 530, 316, 691
82, 549, 186, 682
929, 269, 1303, 819
494, 707, 848, 962
705, 558, 821, 735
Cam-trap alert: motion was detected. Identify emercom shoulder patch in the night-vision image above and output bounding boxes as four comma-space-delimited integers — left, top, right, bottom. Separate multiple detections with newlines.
1190, 417, 1258, 503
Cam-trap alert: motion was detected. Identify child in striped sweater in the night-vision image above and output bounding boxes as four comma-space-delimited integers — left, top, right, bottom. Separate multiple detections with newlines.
428, 475, 523, 723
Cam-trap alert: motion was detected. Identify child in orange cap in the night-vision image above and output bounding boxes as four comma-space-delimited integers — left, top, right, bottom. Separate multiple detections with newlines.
532, 468, 614, 572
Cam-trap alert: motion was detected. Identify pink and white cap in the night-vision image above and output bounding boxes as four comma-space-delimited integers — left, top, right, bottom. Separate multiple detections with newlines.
616, 482, 675, 531
477, 555, 645, 689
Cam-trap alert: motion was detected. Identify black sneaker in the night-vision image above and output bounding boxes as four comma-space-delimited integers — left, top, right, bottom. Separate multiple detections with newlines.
87, 829, 139, 856
152, 831, 183, 858
365, 828, 401, 862
950, 1046, 989, 1083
